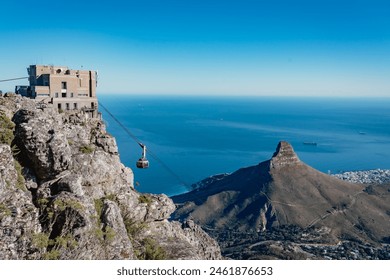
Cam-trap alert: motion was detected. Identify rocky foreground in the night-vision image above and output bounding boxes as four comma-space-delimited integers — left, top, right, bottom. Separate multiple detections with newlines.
0, 93, 222, 260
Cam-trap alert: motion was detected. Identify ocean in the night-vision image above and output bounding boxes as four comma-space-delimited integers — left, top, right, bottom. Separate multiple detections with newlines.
98, 95, 390, 196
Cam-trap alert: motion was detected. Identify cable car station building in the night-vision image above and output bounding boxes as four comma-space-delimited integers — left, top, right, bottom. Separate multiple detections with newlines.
17, 65, 99, 118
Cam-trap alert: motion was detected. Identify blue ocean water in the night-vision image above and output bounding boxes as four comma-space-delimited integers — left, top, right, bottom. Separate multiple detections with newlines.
98, 95, 390, 196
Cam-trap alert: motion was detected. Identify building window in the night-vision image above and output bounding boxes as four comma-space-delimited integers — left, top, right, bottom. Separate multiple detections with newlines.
73, 103, 78, 110
58, 103, 62, 110
55, 92, 58, 98
61, 82, 67, 89
71, 92, 74, 98
43, 75, 49, 86
66, 103, 70, 110
62, 92, 66, 98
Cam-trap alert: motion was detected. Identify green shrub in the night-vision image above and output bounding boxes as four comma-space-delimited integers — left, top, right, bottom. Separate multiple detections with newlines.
93, 225, 116, 242
33, 232, 78, 259
50, 234, 78, 250
93, 227, 105, 241
54, 199, 84, 211
104, 226, 116, 242
94, 199, 104, 218
123, 217, 148, 242
0, 203, 12, 218
0, 111, 15, 145
43, 250, 60, 260
139, 238, 166, 260
32, 233, 50, 249
14, 160, 26, 191
93, 198, 117, 242
138, 194, 153, 205
37, 197, 49, 207
79, 145, 94, 154
0, 112, 26, 191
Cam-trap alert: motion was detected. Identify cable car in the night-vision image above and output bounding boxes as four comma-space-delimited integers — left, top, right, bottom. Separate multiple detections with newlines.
136, 143, 149, 169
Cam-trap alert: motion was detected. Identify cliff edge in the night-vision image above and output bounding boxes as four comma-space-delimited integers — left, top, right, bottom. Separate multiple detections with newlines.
0, 93, 221, 260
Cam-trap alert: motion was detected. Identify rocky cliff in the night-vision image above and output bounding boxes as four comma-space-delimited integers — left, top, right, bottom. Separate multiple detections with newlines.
172, 141, 390, 259
0, 93, 221, 260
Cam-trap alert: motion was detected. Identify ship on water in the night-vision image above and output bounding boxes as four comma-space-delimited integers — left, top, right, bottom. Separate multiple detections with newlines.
303, 142, 317, 146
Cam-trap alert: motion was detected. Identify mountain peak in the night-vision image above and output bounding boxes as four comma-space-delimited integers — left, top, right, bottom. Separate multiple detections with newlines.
270, 141, 301, 168
172, 140, 390, 260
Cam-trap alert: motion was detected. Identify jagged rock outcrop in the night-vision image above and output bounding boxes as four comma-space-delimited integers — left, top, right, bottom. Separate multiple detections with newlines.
270, 141, 301, 168
172, 141, 390, 259
0, 144, 41, 259
0, 94, 222, 260
13, 108, 72, 180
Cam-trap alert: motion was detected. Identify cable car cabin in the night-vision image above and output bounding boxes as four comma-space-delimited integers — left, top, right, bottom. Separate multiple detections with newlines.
136, 157, 149, 169
136, 143, 149, 169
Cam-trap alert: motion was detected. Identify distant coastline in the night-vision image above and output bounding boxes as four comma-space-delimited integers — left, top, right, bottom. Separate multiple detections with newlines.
190, 169, 390, 193
99, 95, 390, 195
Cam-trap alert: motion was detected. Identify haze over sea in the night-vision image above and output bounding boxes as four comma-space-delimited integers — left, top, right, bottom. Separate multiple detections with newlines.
99, 95, 390, 196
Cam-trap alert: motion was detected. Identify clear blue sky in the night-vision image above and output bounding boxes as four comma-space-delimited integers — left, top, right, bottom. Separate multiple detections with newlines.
1, 0, 389, 96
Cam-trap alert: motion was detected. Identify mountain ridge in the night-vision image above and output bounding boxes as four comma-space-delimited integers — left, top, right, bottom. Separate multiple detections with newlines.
172, 141, 390, 259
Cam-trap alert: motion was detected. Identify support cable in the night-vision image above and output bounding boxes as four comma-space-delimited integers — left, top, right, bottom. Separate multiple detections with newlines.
98, 101, 191, 189
0, 77, 28, 83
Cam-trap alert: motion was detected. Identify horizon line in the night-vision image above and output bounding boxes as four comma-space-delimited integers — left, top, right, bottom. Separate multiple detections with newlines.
96, 92, 390, 98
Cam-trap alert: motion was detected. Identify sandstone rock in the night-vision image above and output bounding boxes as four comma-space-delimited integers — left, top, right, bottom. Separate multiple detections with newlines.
13, 109, 71, 181
180, 220, 222, 259
0, 145, 41, 259
144, 194, 176, 221
100, 199, 135, 259
0, 95, 221, 260
138, 219, 222, 260
270, 141, 301, 168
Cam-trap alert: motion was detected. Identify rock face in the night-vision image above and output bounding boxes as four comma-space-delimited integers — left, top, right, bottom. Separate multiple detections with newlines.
0, 94, 222, 260
13, 109, 72, 180
270, 141, 301, 168
0, 145, 41, 259
172, 141, 390, 259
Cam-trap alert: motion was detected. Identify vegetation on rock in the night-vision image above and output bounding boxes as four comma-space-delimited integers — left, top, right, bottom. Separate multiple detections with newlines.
79, 145, 95, 154
138, 194, 153, 205
0, 111, 14, 145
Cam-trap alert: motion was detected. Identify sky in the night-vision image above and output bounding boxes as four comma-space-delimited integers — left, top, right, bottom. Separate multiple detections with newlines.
0, 0, 389, 96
